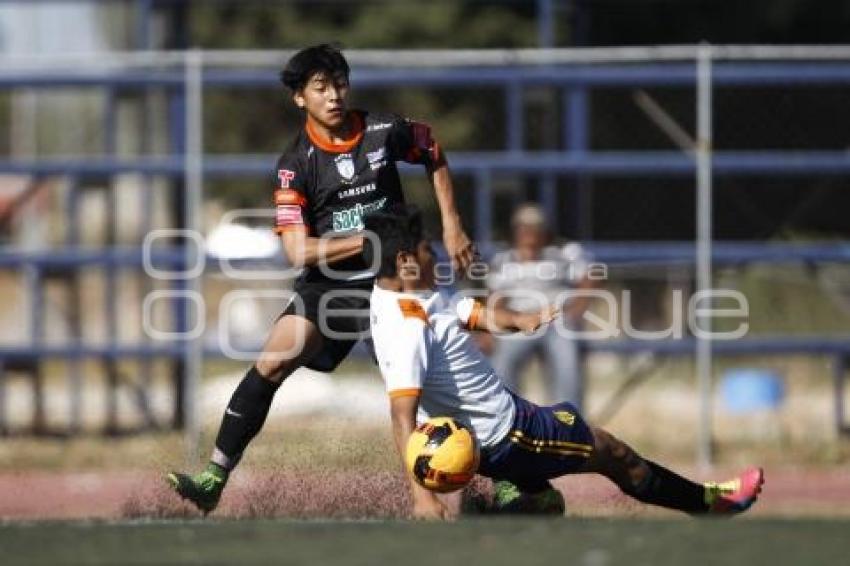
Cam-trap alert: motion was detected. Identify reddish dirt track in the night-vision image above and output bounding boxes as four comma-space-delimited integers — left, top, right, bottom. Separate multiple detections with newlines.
0, 466, 847, 521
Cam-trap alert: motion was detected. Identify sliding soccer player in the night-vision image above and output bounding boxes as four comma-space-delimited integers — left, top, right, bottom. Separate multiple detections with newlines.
366, 207, 763, 520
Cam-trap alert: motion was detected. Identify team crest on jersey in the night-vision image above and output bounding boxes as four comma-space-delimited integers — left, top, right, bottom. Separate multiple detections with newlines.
553, 410, 576, 426
335, 153, 356, 183
366, 148, 387, 170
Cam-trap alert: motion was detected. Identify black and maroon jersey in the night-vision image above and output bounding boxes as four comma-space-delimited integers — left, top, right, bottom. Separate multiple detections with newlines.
273, 110, 439, 282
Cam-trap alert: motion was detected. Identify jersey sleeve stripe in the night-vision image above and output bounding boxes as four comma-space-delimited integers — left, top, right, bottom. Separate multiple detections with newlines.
273, 224, 309, 235
464, 300, 485, 330
388, 387, 422, 399
274, 189, 307, 207
397, 299, 429, 325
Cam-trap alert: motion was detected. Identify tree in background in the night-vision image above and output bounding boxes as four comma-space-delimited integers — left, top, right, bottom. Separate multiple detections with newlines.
183, 0, 850, 239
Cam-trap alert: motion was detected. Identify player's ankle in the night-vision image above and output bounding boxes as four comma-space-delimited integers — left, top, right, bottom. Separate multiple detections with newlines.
703, 482, 719, 506
205, 462, 229, 482
703, 478, 738, 506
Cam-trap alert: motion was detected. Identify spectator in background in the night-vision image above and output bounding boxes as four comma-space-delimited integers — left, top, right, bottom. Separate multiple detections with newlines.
486, 203, 594, 410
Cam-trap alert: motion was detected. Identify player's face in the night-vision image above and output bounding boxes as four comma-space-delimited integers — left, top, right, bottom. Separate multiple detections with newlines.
514, 223, 546, 252
396, 240, 435, 289
294, 72, 349, 129
415, 240, 436, 288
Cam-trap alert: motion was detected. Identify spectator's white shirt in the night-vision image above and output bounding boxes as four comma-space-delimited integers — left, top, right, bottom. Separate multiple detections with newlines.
370, 285, 515, 447
487, 243, 589, 313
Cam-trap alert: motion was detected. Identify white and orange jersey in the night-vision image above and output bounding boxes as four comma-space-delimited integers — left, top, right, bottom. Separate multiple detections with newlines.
370, 285, 515, 447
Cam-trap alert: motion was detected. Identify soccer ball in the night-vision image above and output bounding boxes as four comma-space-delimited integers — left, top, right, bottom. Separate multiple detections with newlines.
405, 417, 480, 493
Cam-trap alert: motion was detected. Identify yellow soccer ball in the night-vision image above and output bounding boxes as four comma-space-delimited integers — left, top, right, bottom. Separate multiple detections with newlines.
405, 417, 480, 493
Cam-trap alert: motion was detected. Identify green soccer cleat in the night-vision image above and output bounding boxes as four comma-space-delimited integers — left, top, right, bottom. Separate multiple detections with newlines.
166, 464, 228, 515
492, 480, 566, 516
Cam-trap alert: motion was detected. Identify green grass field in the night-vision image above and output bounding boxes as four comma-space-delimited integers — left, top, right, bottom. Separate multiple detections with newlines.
2, 518, 848, 566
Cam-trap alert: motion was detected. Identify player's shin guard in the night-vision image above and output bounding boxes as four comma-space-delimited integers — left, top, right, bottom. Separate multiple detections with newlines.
211, 366, 280, 470
621, 460, 710, 514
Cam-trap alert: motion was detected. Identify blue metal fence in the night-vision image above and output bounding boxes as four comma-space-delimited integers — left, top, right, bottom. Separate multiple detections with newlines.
0, 53, 848, 436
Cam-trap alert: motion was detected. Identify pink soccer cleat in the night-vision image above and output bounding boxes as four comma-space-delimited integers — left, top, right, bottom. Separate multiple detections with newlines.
705, 467, 765, 515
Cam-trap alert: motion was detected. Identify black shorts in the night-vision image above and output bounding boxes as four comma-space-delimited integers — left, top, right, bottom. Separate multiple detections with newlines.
478, 392, 595, 493
279, 276, 373, 372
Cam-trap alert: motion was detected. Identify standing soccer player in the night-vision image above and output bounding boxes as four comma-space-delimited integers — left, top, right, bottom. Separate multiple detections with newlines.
167, 44, 476, 513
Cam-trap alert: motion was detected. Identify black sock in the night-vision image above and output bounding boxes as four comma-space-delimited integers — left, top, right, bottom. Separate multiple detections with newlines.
622, 460, 709, 514
213, 366, 280, 470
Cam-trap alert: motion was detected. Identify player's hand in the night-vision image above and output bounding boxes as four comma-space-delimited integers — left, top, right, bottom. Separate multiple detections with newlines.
443, 224, 477, 273
515, 305, 561, 334
412, 494, 452, 521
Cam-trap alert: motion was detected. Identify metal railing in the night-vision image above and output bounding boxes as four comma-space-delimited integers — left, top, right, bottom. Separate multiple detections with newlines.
0, 46, 848, 466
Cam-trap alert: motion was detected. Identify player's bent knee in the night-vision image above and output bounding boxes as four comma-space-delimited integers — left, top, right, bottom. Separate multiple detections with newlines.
254, 359, 290, 382
255, 315, 323, 382
588, 427, 615, 460
256, 345, 321, 381
591, 427, 632, 460
585, 428, 641, 474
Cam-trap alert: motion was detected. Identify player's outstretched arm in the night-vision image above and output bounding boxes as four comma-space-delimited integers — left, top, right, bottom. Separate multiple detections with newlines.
389, 393, 452, 521
470, 300, 561, 335
279, 229, 365, 268
427, 151, 476, 272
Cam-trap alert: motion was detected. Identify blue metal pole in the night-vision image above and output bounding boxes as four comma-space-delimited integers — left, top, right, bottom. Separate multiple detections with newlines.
27, 266, 42, 353
168, 87, 188, 340
139, 81, 155, 429
135, 0, 153, 50
6, 63, 850, 89
475, 170, 493, 243
565, 88, 589, 153
66, 176, 83, 433
168, 85, 189, 430
567, 1, 592, 238
696, 45, 715, 470
835, 355, 848, 435
26, 263, 45, 431
506, 83, 524, 226
169, 90, 187, 155
536, 0, 555, 48
141, 92, 154, 235
104, 88, 120, 433
66, 177, 80, 245
0, 360, 5, 435
506, 83, 523, 152
564, 84, 592, 239
538, 174, 558, 230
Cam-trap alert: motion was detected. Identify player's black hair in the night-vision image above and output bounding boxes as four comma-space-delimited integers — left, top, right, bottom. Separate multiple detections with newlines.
280, 43, 350, 92
363, 205, 424, 279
